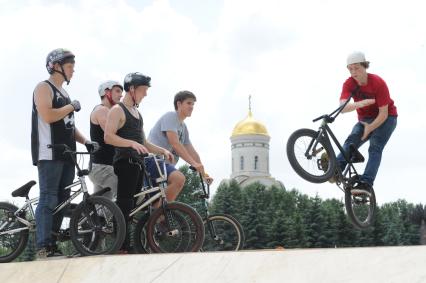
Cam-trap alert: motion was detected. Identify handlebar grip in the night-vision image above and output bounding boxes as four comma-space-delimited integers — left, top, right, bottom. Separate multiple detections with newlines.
312, 115, 325, 122
189, 166, 196, 171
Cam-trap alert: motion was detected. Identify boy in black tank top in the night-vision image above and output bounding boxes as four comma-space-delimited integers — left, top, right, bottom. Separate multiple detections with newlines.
104, 72, 174, 252
31, 48, 98, 258
89, 80, 123, 200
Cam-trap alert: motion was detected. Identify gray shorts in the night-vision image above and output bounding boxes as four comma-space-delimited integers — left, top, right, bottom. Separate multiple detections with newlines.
88, 163, 118, 201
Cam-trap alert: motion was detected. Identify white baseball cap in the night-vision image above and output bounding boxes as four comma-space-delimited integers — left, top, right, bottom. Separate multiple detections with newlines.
98, 80, 123, 97
347, 51, 369, 65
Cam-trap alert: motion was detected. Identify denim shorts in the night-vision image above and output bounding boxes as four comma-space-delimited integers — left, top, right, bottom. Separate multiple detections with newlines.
144, 157, 176, 186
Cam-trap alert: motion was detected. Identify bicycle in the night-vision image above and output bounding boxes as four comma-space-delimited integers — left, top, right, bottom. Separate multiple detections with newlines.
0, 144, 126, 263
127, 154, 205, 254
286, 89, 376, 229
189, 166, 245, 251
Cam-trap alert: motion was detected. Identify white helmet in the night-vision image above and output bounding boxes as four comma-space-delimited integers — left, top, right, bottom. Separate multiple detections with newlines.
347, 51, 369, 65
98, 80, 123, 97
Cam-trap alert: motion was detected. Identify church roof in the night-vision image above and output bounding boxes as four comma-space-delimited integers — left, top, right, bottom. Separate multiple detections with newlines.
231, 110, 269, 137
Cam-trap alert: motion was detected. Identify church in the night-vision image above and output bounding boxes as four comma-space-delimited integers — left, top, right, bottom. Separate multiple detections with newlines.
227, 98, 284, 189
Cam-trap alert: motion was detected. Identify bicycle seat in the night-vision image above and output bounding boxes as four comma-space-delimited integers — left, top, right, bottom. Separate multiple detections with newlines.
349, 144, 364, 163
11, 180, 37, 198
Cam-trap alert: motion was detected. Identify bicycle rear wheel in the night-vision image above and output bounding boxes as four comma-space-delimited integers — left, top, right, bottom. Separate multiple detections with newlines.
287, 128, 336, 183
345, 188, 376, 229
69, 196, 126, 255
0, 202, 29, 263
202, 214, 244, 252
145, 202, 204, 253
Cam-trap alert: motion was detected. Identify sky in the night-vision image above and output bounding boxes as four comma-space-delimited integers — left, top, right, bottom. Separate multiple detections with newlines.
0, 0, 425, 206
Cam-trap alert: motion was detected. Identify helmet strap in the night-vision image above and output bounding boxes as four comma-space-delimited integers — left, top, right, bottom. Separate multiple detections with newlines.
130, 90, 139, 108
54, 65, 70, 85
105, 92, 116, 106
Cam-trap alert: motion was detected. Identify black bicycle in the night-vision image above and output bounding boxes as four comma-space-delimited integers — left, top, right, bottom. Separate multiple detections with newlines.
0, 144, 126, 263
286, 90, 376, 229
189, 167, 245, 251
129, 154, 205, 254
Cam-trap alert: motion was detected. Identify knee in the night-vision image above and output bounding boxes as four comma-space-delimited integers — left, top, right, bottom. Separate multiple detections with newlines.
169, 171, 185, 188
368, 143, 383, 154
369, 137, 385, 153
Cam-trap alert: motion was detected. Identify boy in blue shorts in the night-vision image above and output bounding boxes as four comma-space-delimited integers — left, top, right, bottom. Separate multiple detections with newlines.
146, 90, 213, 201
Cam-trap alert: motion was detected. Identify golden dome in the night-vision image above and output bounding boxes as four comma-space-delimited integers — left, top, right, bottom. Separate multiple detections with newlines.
231, 111, 269, 137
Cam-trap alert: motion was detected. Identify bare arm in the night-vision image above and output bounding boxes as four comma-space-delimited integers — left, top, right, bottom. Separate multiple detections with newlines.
91, 105, 109, 131
360, 105, 389, 140
340, 98, 376, 113
184, 142, 214, 183
34, 82, 75, 124
104, 106, 148, 154
75, 128, 88, 145
166, 131, 199, 166
184, 143, 201, 163
144, 140, 174, 163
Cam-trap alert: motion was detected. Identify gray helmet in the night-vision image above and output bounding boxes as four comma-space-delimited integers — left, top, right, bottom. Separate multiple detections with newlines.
98, 80, 123, 97
46, 48, 75, 74
123, 72, 151, 92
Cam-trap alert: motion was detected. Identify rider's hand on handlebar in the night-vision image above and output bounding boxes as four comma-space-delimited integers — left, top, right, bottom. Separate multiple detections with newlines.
357, 99, 375, 108
204, 174, 214, 185
131, 141, 149, 155
85, 140, 99, 153
191, 162, 205, 175
162, 149, 175, 163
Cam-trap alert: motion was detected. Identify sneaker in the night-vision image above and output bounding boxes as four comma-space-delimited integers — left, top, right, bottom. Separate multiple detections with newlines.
351, 182, 372, 196
47, 245, 64, 257
36, 248, 48, 260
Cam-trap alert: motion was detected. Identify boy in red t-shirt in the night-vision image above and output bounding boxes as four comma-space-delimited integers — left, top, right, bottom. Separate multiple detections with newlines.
336, 51, 397, 195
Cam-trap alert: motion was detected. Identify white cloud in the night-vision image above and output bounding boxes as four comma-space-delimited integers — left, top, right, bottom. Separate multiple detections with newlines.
0, 0, 425, 205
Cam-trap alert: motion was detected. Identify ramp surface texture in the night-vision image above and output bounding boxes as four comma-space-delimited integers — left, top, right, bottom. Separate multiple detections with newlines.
0, 246, 425, 283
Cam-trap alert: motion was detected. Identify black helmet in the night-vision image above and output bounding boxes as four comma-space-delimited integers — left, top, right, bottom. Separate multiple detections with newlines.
46, 48, 75, 74
123, 72, 151, 92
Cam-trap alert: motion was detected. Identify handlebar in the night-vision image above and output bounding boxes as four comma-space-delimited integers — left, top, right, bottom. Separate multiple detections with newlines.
189, 166, 210, 199
312, 86, 359, 124
47, 144, 91, 155
48, 144, 91, 175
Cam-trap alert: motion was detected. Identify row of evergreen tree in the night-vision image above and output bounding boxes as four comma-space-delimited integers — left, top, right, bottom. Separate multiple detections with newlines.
177, 165, 426, 249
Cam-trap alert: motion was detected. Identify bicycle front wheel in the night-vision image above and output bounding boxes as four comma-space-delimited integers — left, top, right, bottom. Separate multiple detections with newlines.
287, 128, 336, 183
0, 202, 29, 263
69, 196, 126, 256
345, 188, 377, 229
202, 214, 244, 252
133, 212, 150, 254
146, 202, 204, 253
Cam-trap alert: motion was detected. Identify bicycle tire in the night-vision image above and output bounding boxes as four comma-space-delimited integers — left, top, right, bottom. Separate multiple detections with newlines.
345, 188, 377, 229
69, 196, 126, 256
202, 214, 245, 251
145, 202, 204, 253
133, 212, 150, 254
0, 202, 29, 263
287, 128, 337, 183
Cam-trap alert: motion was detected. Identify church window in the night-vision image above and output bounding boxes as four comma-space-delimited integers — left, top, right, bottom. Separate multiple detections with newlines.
240, 156, 244, 170
254, 156, 258, 170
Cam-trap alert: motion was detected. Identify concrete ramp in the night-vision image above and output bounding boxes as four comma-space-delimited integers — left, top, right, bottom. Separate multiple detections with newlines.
1, 246, 425, 283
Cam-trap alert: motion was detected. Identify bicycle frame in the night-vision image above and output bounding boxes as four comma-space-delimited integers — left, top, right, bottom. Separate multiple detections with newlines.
0, 147, 92, 237
130, 154, 168, 218
309, 87, 361, 189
